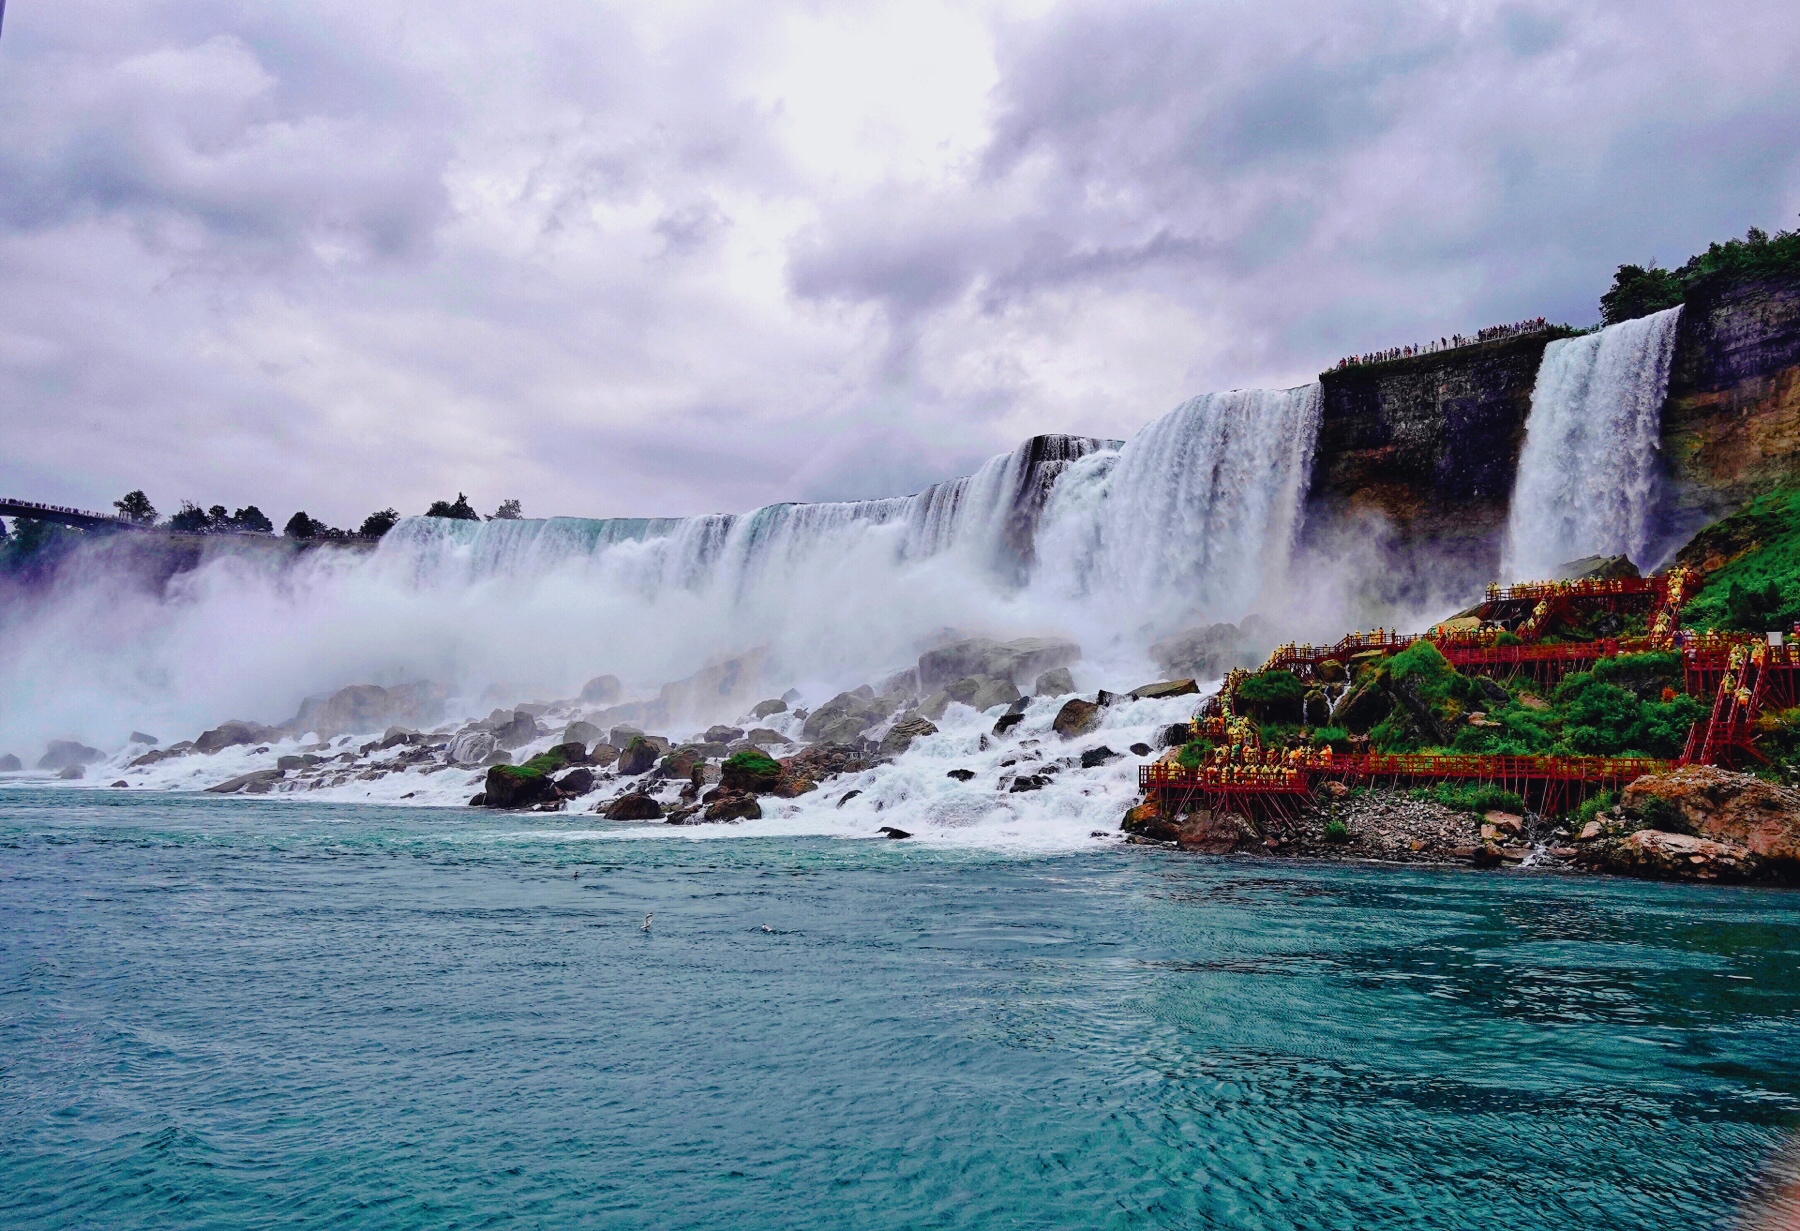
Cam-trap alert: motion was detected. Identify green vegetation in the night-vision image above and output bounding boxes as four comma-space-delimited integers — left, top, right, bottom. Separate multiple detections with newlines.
1322, 819, 1350, 843
426, 493, 480, 520
1174, 738, 1214, 768
1235, 669, 1306, 723
113, 490, 157, 525
1678, 486, 1800, 633
494, 746, 576, 783
723, 749, 781, 778
1576, 789, 1619, 828
1409, 783, 1526, 815
1309, 726, 1352, 752
1601, 224, 1800, 325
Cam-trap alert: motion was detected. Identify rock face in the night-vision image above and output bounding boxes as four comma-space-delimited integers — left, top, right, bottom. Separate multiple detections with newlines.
917, 637, 1080, 690
877, 717, 938, 759
285, 682, 446, 737
37, 739, 104, 770
194, 722, 278, 755
1052, 698, 1102, 739
579, 675, 622, 704
0, 754, 21, 772
1623, 767, 1800, 864
1150, 622, 1264, 680
447, 731, 498, 766
206, 768, 284, 794
1033, 667, 1075, 697
562, 720, 603, 747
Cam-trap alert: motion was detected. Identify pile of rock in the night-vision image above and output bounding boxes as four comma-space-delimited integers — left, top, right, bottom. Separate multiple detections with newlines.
1572, 767, 1800, 882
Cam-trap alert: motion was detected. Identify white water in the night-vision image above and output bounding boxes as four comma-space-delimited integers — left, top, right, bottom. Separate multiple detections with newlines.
0, 385, 1323, 766
1503, 307, 1683, 578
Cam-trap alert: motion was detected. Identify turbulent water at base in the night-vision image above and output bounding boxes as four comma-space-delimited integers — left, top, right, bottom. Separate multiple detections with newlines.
6, 790, 1800, 1230
1503, 307, 1683, 579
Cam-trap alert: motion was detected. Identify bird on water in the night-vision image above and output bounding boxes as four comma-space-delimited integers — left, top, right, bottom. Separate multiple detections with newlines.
641, 912, 653, 931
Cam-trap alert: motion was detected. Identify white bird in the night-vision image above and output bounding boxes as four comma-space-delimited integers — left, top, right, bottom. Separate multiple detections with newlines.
641, 912, 653, 931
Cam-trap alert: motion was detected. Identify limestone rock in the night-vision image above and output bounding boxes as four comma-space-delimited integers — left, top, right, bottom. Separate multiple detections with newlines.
800, 689, 897, 744
486, 710, 541, 750
554, 767, 598, 796
0, 754, 21, 772
285, 682, 447, 738
605, 793, 664, 820
482, 764, 561, 809
617, 737, 662, 777
447, 731, 498, 765
721, 750, 784, 793
562, 720, 603, 747
1052, 698, 1102, 739
37, 739, 104, 770
579, 675, 623, 704
206, 768, 284, 794
704, 725, 746, 744
746, 728, 789, 747
917, 636, 1080, 690
1149, 622, 1262, 679
704, 792, 762, 822
1033, 667, 1076, 697
1593, 829, 1761, 881
1176, 809, 1259, 854
588, 742, 619, 766
1129, 679, 1199, 701
57, 765, 86, 780
877, 717, 938, 759
193, 722, 277, 755
1622, 766, 1800, 863
750, 698, 788, 718
129, 731, 158, 745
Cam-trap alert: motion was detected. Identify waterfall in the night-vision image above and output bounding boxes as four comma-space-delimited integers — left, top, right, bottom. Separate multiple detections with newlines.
1503, 307, 1683, 579
1034, 384, 1324, 627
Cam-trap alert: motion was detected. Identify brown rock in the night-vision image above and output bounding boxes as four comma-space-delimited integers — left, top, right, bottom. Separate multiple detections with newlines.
1622, 766, 1800, 863
1597, 828, 1761, 881
604, 793, 664, 820
1129, 679, 1199, 700
1175, 809, 1258, 854
1052, 698, 1102, 739
704, 792, 763, 822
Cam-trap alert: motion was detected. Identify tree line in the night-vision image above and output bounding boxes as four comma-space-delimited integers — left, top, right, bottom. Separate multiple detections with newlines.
105, 491, 523, 540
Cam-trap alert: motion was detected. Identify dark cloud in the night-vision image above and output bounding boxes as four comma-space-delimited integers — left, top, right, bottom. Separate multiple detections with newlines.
1, 0, 1797, 527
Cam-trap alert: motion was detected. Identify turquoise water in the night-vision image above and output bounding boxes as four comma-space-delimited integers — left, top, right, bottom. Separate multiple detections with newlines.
4, 789, 1800, 1229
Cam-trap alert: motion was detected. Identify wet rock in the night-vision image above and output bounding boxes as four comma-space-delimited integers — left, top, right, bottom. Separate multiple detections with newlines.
1593, 829, 1761, 880
1149, 621, 1261, 679
193, 723, 279, 755
750, 698, 789, 718
605, 793, 664, 820
488, 711, 541, 750
482, 764, 562, 808
609, 724, 646, 748
879, 667, 921, 698
206, 768, 284, 794
1557, 554, 1640, 581
1008, 774, 1048, 792
579, 675, 623, 704
1622, 766, 1800, 864
1130, 679, 1199, 701
946, 768, 975, 781
801, 689, 896, 744
548, 740, 590, 765
992, 712, 1025, 736
37, 739, 104, 770
704, 792, 763, 822
1158, 723, 1194, 748
447, 730, 498, 766
562, 720, 604, 747
1128, 742, 1151, 756
781, 743, 867, 785
481, 749, 513, 767
1052, 698, 1102, 739
468, 792, 487, 806
877, 826, 911, 839
1176, 809, 1260, 854
129, 731, 159, 745
746, 728, 790, 747
1330, 684, 1392, 734
721, 749, 784, 793
837, 789, 862, 807
1080, 746, 1120, 768
0, 754, 21, 772
1033, 667, 1076, 698
878, 717, 939, 759
111, 780, 129, 788
588, 742, 619, 767
918, 637, 1080, 690
554, 767, 598, 796
704, 725, 746, 744
617, 737, 663, 777
57, 764, 86, 780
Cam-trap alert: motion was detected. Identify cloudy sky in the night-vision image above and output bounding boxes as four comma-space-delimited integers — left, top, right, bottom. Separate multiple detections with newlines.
1, 0, 1797, 526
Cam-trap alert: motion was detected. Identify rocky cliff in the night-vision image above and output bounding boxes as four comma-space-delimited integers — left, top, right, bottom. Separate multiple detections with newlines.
1300, 267, 1800, 589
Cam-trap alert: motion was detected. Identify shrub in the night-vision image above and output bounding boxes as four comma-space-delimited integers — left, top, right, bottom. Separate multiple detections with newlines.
359, 508, 401, 538
1310, 726, 1352, 751
425, 493, 480, 520
1576, 789, 1618, 828
1175, 739, 1213, 768
723, 750, 780, 778
1322, 819, 1350, 843
1236, 670, 1307, 722
1600, 225, 1800, 325
1410, 783, 1526, 815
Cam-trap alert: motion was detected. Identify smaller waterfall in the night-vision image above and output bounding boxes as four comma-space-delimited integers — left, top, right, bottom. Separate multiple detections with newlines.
1503, 306, 1683, 579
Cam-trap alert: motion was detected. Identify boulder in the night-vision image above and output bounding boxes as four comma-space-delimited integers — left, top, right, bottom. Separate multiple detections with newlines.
446, 731, 498, 766
704, 792, 762, 822
750, 698, 789, 718
588, 742, 619, 766
939, 675, 1020, 713
1175, 808, 1259, 854
193, 722, 278, 755
549, 740, 590, 765
129, 731, 159, 745
482, 749, 513, 766
37, 739, 104, 770
1330, 684, 1392, 734
205, 768, 284, 794
57, 765, 86, 780
579, 675, 623, 704
605, 793, 664, 820
1052, 698, 1102, 739
487, 711, 541, 750
1592, 829, 1761, 881
1080, 746, 1120, 768
917, 636, 1080, 690
800, 689, 895, 744
1128, 742, 1151, 756
1008, 774, 1048, 792
1149, 622, 1261, 679
746, 728, 790, 747
617, 737, 662, 777
1158, 723, 1194, 748
782, 743, 867, 785
946, 768, 975, 781
554, 767, 598, 796
285, 682, 447, 738
877, 717, 938, 759
1034, 667, 1076, 697
656, 746, 706, 780
1621, 767, 1800, 864
992, 713, 1025, 736
1121, 801, 1177, 841
879, 668, 921, 698
1129, 679, 1199, 701
609, 724, 646, 749
877, 826, 912, 839
482, 763, 563, 809
0, 754, 21, 772
704, 725, 746, 744
721, 749, 784, 793
1557, 554, 1640, 581
562, 720, 603, 747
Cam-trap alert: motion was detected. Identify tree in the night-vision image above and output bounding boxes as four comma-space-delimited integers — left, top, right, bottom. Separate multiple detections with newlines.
169, 501, 213, 533
230, 506, 274, 534
114, 490, 157, 525
425, 493, 479, 520
490, 498, 523, 521
359, 508, 401, 538
284, 511, 320, 539
1599, 264, 1684, 325
207, 505, 229, 525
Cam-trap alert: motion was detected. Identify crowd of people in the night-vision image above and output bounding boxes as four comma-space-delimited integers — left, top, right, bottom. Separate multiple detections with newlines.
1336, 317, 1551, 369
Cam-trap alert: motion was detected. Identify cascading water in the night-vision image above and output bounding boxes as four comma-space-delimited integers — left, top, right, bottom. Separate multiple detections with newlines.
1503, 307, 1683, 579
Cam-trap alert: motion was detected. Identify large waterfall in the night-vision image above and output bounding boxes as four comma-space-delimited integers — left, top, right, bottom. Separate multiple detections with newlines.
1503, 307, 1683, 579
